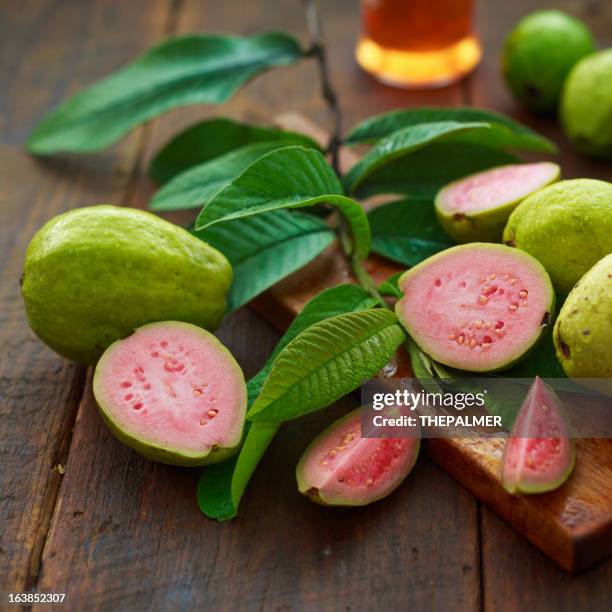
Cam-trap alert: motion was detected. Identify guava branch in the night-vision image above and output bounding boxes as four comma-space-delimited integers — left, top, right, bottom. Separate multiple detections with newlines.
303, 0, 342, 175
303, 1, 385, 306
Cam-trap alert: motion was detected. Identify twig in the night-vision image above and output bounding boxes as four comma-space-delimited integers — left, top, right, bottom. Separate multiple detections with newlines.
303, 1, 386, 307
303, 0, 342, 176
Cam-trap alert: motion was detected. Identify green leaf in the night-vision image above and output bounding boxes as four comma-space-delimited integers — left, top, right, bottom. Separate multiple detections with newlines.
368, 198, 454, 266
248, 309, 406, 422
346, 106, 557, 153
504, 294, 567, 378
197, 420, 279, 521
479, 384, 525, 430
504, 335, 566, 379
192, 210, 335, 311
149, 117, 319, 183
246, 284, 379, 403
378, 272, 403, 298
229, 421, 280, 507
344, 121, 528, 195
197, 447, 244, 520
27, 33, 303, 154
350, 142, 518, 200
406, 339, 446, 395
195, 146, 371, 262
197, 284, 377, 520
151, 142, 294, 211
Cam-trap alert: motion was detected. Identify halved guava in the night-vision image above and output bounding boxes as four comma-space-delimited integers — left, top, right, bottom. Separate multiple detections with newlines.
435, 162, 560, 243
296, 407, 420, 506
395, 244, 555, 372
93, 321, 247, 466
501, 376, 575, 494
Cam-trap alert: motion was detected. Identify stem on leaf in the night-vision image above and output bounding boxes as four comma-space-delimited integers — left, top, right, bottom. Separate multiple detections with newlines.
353, 260, 385, 307
334, 214, 385, 306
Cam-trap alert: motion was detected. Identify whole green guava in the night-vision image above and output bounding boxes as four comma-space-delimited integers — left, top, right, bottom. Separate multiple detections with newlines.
503, 179, 612, 294
22, 205, 232, 364
502, 10, 594, 113
561, 49, 612, 159
554, 254, 612, 386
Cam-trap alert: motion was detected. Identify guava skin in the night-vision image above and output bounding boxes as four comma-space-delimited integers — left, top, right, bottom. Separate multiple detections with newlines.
502, 10, 594, 113
553, 255, 612, 390
296, 407, 420, 507
97, 409, 241, 467
435, 162, 560, 244
503, 179, 612, 295
501, 377, 575, 495
22, 205, 232, 364
93, 321, 247, 466
561, 49, 612, 159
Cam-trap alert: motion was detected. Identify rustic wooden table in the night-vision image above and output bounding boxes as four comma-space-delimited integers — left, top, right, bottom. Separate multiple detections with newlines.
1, 1, 612, 610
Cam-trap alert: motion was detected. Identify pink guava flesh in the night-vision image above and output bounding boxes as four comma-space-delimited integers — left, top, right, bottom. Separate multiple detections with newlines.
395, 244, 554, 372
296, 407, 420, 506
502, 377, 575, 494
436, 162, 559, 215
93, 321, 247, 465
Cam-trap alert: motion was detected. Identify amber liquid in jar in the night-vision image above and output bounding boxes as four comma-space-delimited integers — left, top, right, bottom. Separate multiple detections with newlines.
356, 0, 482, 88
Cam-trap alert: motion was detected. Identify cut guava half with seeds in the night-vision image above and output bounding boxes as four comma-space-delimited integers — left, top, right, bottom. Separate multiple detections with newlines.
395, 244, 555, 372
93, 321, 247, 466
296, 407, 420, 506
502, 376, 575, 494
435, 162, 560, 243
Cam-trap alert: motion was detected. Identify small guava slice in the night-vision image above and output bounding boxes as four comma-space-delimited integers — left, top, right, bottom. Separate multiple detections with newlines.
395, 244, 555, 372
501, 377, 575, 494
435, 162, 560, 243
93, 321, 247, 466
296, 407, 420, 506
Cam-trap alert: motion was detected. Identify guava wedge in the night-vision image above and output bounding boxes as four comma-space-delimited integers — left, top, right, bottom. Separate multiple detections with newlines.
22, 205, 232, 364
296, 407, 420, 506
93, 321, 247, 466
435, 162, 560, 243
501, 377, 575, 494
395, 244, 555, 372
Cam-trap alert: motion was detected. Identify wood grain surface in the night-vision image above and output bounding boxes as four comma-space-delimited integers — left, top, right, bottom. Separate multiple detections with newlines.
1, 0, 611, 610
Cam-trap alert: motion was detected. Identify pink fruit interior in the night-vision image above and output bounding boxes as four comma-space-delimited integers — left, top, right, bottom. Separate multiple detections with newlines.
96, 324, 245, 455
502, 377, 573, 492
438, 162, 558, 214
398, 246, 551, 371
301, 410, 418, 504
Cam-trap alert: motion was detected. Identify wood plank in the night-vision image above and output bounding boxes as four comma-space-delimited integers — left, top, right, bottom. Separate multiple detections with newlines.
0, 0, 174, 594
481, 508, 612, 611
33, 1, 480, 609
0, 0, 174, 145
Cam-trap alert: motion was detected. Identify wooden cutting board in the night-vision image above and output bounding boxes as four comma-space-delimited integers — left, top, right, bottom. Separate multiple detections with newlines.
249, 112, 612, 573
